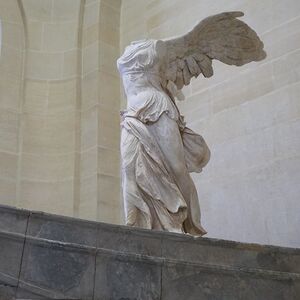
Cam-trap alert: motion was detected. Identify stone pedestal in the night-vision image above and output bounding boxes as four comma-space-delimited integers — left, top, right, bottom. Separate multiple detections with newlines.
0, 204, 299, 299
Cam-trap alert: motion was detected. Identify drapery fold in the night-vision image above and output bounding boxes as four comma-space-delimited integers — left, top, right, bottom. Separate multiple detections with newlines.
121, 114, 210, 234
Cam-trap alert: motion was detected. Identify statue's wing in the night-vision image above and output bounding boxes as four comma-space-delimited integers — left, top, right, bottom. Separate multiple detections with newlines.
160, 11, 266, 96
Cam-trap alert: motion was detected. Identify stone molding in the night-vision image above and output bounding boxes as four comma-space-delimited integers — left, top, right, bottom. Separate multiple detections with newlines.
0, 204, 299, 299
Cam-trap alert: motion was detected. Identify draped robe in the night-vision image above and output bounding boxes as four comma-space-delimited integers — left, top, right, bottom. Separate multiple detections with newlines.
118, 39, 210, 235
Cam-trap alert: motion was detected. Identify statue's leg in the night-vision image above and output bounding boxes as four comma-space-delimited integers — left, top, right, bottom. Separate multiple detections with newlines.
147, 113, 206, 234
121, 125, 152, 228
148, 114, 187, 179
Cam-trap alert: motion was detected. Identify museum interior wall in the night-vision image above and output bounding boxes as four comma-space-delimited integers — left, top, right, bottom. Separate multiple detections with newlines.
0, 0, 299, 248
0, 0, 25, 210
120, 0, 300, 248
0, 0, 122, 224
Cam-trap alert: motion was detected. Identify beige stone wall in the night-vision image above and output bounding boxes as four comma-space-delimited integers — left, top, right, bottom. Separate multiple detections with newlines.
79, 0, 121, 223
120, 0, 300, 247
0, 0, 25, 207
20, 0, 81, 216
0, 0, 122, 223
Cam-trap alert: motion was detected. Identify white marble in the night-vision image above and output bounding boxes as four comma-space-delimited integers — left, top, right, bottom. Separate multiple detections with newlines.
118, 12, 265, 235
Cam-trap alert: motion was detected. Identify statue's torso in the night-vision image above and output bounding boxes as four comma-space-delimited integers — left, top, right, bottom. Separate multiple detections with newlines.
123, 82, 180, 124
118, 40, 180, 124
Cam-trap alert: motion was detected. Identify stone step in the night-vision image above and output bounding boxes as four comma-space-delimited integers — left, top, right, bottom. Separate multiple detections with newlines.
2, 204, 298, 275
0, 204, 300, 299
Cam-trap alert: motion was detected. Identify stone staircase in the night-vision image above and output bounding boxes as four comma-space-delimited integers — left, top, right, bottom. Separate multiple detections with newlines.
0, 204, 299, 299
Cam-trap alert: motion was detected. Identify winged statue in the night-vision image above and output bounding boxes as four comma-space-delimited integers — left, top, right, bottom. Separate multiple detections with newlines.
117, 12, 266, 235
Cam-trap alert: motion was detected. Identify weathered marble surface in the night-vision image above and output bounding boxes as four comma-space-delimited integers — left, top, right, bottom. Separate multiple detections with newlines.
118, 11, 266, 235
0, 204, 299, 299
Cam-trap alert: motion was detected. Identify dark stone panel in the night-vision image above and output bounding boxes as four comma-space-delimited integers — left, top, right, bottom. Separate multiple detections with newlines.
0, 232, 25, 299
0, 205, 29, 235
162, 236, 255, 267
97, 224, 162, 257
162, 235, 300, 274
0, 285, 16, 300
162, 262, 297, 300
94, 250, 162, 300
17, 238, 96, 300
27, 212, 98, 247
292, 280, 300, 299
256, 248, 300, 274
15, 287, 51, 300
0, 204, 299, 300
0, 206, 28, 300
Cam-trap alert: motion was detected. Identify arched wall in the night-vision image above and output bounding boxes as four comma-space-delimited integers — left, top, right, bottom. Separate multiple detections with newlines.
120, 0, 300, 247
19, 0, 82, 216
0, 0, 25, 207
0, 0, 122, 223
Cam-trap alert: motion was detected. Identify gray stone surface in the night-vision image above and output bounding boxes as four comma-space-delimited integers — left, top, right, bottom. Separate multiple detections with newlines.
0, 233, 24, 285
162, 235, 300, 274
0, 206, 29, 300
0, 285, 16, 300
0, 204, 299, 300
17, 237, 96, 299
162, 261, 298, 300
27, 211, 98, 247
0, 205, 29, 235
94, 249, 162, 300
97, 224, 162, 256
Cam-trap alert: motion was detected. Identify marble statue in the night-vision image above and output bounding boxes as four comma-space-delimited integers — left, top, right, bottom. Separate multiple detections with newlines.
117, 12, 266, 235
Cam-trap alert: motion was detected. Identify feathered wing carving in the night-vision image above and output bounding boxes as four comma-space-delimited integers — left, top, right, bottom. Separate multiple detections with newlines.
159, 11, 266, 99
